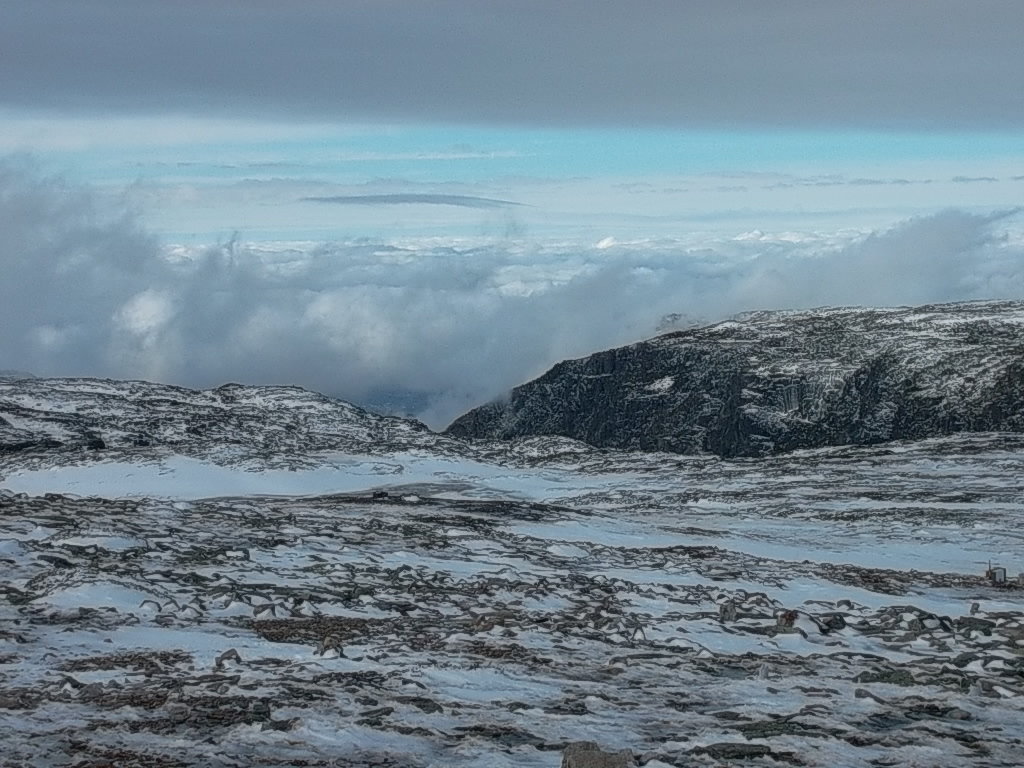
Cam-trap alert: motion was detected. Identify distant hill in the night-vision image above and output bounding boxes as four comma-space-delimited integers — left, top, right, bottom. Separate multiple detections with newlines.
0, 378, 450, 459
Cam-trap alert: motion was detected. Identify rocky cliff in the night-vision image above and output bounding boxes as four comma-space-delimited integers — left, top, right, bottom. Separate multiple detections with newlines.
446, 300, 1024, 456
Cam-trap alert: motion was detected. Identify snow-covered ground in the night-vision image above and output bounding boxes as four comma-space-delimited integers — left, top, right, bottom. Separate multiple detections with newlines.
2, 429, 1023, 766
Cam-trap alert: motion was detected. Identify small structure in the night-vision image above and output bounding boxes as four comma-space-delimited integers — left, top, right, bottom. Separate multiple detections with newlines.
986, 564, 1007, 585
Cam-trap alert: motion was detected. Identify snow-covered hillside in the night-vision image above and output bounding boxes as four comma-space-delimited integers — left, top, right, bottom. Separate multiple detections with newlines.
0, 377, 463, 464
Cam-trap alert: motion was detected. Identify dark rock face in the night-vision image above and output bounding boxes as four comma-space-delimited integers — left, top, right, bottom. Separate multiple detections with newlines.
447, 300, 1024, 456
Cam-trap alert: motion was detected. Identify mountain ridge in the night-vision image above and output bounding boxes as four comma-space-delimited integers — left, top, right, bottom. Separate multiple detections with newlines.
446, 299, 1024, 456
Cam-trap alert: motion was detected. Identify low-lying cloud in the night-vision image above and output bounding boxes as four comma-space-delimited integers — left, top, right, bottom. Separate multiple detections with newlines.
303, 194, 524, 208
2, 159, 1022, 428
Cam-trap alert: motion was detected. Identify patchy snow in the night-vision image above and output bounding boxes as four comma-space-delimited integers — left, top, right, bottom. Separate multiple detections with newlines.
645, 375, 675, 392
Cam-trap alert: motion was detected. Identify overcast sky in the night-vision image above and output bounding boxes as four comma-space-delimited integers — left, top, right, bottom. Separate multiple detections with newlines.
3, 0, 1023, 129
1, 1, 1023, 421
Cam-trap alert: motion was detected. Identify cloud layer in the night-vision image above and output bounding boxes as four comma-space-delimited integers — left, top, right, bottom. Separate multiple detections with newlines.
2, 160, 1023, 427
2, 1, 1023, 129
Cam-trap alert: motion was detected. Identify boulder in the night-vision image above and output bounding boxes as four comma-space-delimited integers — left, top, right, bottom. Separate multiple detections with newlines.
561, 741, 635, 768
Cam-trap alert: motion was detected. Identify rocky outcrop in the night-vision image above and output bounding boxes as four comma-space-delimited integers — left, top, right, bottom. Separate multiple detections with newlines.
447, 300, 1024, 456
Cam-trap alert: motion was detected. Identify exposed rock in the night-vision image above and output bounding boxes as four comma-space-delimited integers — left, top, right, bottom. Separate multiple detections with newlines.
692, 742, 774, 759
447, 300, 1024, 456
855, 668, 918, 686
957, 616, 997, 635
718, 600, 738, 623
777, 609, 798, 628
561, 741, 635, 768
395, 695, 443, 714
904, 703, 973, 721
820, 613, 847, 631
854, 688, 887, 703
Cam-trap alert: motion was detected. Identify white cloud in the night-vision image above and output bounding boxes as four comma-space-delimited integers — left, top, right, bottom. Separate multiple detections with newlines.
1, 159, 1022, 428
115, 289, 175, 337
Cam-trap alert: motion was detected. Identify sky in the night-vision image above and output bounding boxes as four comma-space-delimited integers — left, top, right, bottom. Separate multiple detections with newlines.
1, 1, 1023, 426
